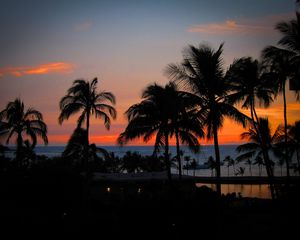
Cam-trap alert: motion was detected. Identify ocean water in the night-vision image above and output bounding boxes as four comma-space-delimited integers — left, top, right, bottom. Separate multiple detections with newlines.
32, 145, 238, 160
5, 144, 293, 177
6, 144, 290, 199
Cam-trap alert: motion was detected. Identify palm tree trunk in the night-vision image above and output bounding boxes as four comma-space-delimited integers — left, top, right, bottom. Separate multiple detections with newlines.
85, 110, 90, 172
165, 132, 171, 181
175, 128, 182, 179
283, 84, 290, 178
16, 132, 23, 168
251, 99, 260, 135
252, 100, 277, 198
297, 151, 300, 175
213, 122, 221, 197
262, 149, 277, 199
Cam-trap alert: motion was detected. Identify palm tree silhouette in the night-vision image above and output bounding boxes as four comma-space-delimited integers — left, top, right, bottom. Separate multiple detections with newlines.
0, 98, 48, 168
253, 156, 264, 177
262, 47, 295, 178
262, 7, 300, 176
184, 155, 191, 175
226, 57, 274, 128
237, 118, 279, 199
223, 155, 235, 177
59, 78, 116, 171
205, 156, 217, 177
166, 43, 248, 195
245, 159, 253, 176
62, 127, 109, 168
118, 82, 204, 181
287, 121, 300, 174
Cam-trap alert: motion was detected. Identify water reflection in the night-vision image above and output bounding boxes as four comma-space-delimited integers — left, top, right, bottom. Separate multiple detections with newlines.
195, 183, 271, 199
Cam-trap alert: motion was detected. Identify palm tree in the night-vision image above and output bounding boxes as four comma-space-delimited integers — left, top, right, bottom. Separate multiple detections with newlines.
226, 57, 274, 127
166, 43, 248, 195
205, 156, 217, 177
236, 118, 279, 199
118, 82, 204, 181
275, 8, 300, 98
262, 7, 300, 176
190, 158, 197, 176
62, 127, 109, 168
245, 159, 253, 176
262, 47, 296, 178
0, 98, 48, 167
286, 121, 300, 174
121, 151, 143, 173
253, 156, 264, 177
59, 78, 116, 171
223, 155, 234, 177
184, 155, 191, 175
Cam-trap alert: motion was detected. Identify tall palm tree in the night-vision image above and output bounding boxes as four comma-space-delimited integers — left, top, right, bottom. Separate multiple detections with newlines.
226, 57, 274, 127
276, 7, 300, 98
287, 121, 300, 173
0, 98, 48, 167
262, 8, 300, 176
262, 47, 295, 178
236, 118, 279, 199
62, 127, 109, 168
118, 82, 204, 181
59, 78, 116, 171
166, 43, 248, 195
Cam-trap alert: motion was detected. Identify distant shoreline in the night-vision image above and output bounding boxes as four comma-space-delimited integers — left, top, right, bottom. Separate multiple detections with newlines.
92, 172, 300, 184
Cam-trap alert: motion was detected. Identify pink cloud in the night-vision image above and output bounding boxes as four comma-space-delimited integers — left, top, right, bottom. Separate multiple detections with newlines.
188, 20, 267, 34
188, 12, 294, 35
0, 62, 74, 77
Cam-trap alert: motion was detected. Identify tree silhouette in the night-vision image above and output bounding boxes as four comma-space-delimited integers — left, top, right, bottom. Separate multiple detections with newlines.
62, 127, 109, 169
253, 156, 264, 177
226, 57, 274, 129
59, 78, 116, 171
262, 47, 295, 178
118, 82, 204, 181
289, 121, 300, 173
245, 159, 253, 176
166, 43, 248, 195
236, 118, 280, 199
223, 155, 235, 177
262, 7, 300, 176
0, 98, 48, 168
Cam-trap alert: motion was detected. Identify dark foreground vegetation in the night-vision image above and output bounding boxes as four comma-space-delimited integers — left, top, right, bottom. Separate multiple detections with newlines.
1, 167, 300, 239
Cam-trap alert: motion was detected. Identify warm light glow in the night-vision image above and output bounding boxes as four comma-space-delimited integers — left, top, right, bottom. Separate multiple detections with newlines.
188, 19, 267, 34
106, 187, 111, 193
0, 62, 74, 77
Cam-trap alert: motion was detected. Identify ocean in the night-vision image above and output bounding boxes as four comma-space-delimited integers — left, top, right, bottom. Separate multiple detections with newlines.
5, 144, 292, 178
6, 144, 286, 198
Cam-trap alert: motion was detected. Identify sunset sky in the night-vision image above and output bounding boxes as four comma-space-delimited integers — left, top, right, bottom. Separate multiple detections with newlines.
1, 0, 299, 146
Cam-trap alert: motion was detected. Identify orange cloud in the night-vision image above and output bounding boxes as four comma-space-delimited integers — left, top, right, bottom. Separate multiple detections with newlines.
188, 19, 268, 35
0, 62, 74, 77
188, 12, 294, 35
